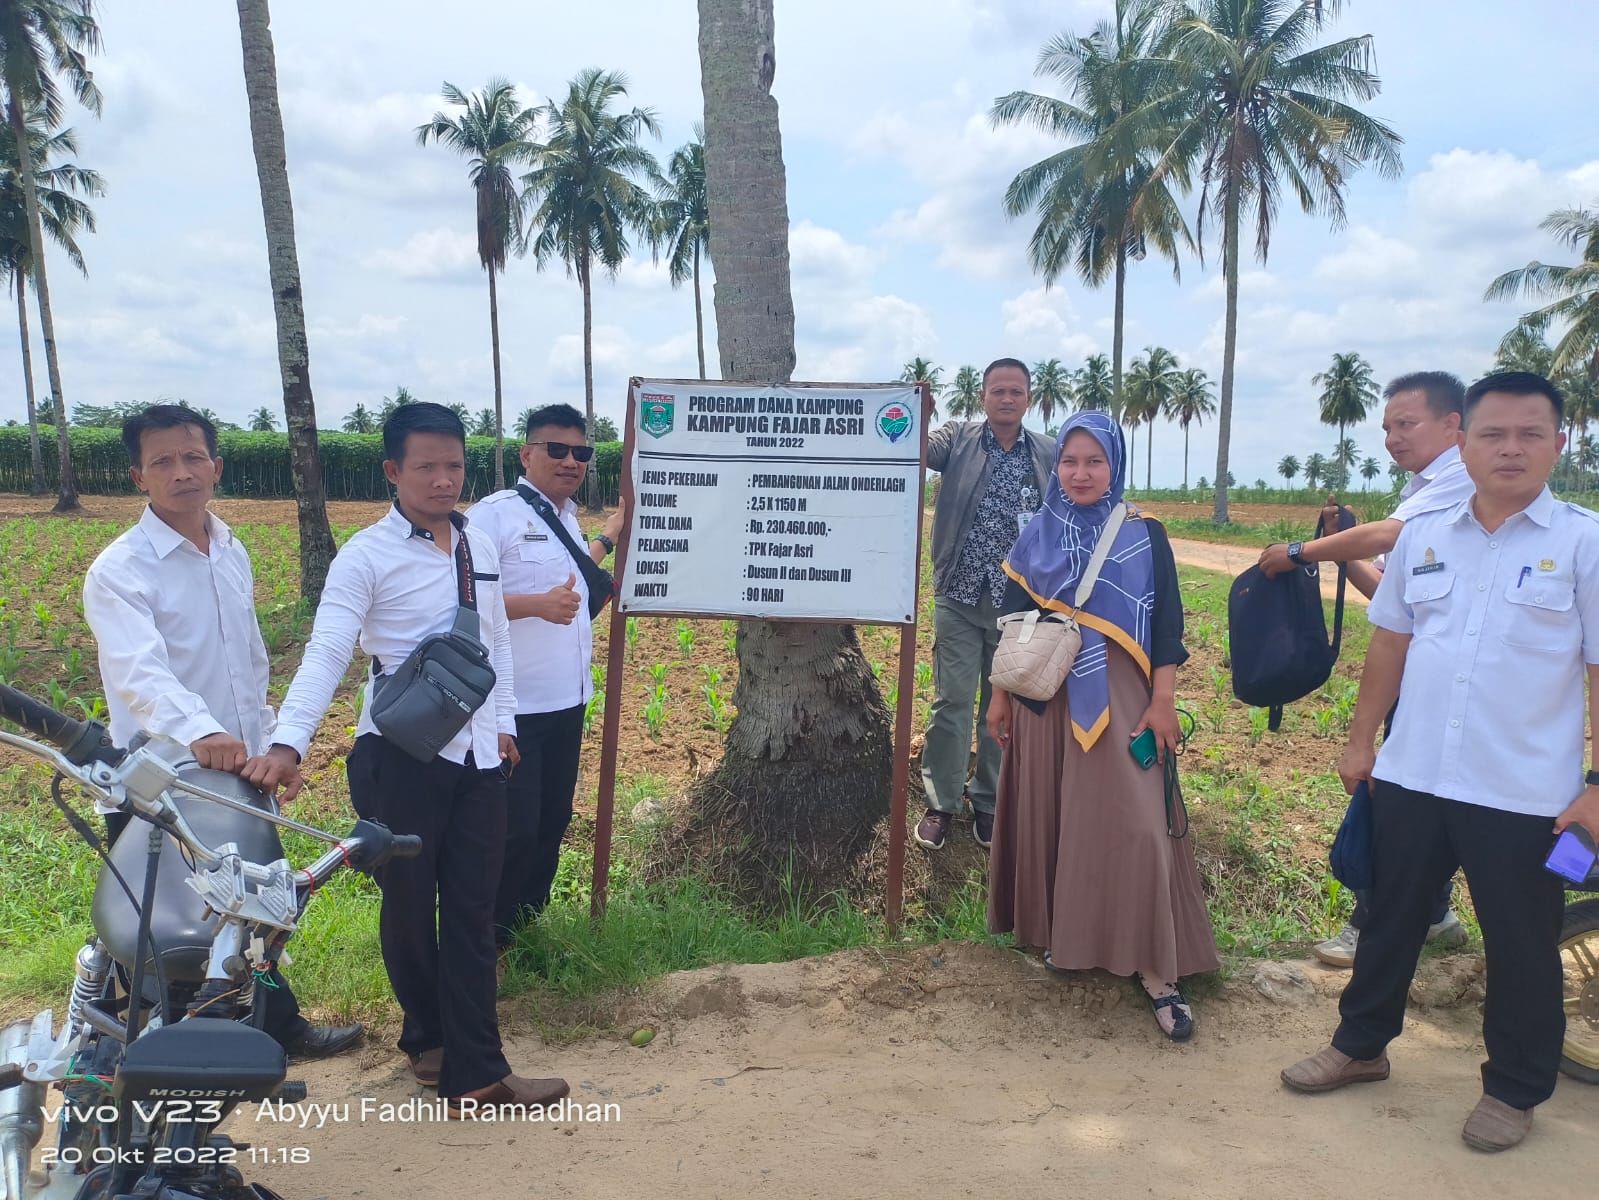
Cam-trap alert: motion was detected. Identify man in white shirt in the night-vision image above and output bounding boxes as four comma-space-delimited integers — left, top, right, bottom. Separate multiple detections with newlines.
1282, 372, 1599, 1153
243, 403, 569, 1115
466, 404, 624, 952
1259, 371, 1476, 966
83, 403, 361, 1060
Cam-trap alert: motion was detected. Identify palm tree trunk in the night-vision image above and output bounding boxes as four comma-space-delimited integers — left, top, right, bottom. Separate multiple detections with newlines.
686, 0, 890, 906
579, 243, 600, 511
8, 96, 77, 511
237, 0, 337, 605
1146, 418, 1153, 491
1183, 421, 1190, 491
16, 272, 45, 495
693, 240, 706, 380
487, 263, 505, 491
1212, 162, 1241, 526
1112, 246, 1126, 430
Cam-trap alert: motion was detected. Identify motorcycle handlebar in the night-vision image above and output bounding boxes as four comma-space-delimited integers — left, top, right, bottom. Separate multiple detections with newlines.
0, 681, 123, 767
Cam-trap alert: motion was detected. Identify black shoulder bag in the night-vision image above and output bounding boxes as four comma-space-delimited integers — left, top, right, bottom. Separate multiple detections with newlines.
516, 484, 614, 620
367, 529, 498, 763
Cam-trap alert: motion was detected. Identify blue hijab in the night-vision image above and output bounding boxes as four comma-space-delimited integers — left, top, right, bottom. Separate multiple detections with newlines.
1001, 410, 1156, 749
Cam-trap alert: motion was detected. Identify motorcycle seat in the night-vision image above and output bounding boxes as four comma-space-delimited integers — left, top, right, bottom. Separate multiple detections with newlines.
91, 766, 287, 986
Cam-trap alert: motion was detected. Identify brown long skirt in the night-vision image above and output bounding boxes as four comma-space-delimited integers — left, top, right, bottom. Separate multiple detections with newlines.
987, 648, 1220, 983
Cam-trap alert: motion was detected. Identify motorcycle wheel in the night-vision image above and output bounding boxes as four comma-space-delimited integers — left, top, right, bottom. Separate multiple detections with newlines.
1560, 897, 1599, 1084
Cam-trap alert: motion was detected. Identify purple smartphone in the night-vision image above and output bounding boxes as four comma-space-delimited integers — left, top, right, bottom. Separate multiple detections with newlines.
1545, 826, 1599, 885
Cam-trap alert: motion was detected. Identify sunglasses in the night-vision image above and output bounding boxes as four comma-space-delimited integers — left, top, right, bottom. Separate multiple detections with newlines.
527, 440, 595, 463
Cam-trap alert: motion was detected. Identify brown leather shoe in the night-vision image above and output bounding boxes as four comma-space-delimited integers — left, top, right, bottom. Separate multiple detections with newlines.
408, 1048, 442, 1086
1280, 1045, 1390, 1094
446, 1073, 570, 1117
1461, 1094, 1533, 1152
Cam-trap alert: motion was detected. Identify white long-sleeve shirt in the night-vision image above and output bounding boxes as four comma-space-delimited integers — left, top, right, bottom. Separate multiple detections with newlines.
273, 505, 516, 766
84, 506, 275, 754
465, 479, 594, 715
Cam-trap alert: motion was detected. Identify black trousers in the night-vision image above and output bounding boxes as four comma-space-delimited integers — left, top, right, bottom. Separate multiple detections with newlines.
494, 705, 584, 947
347, 734, 512, 1098
1351, 877, 1453, 930
103, 811, 306, 1045
1332, 781, 1566, 1109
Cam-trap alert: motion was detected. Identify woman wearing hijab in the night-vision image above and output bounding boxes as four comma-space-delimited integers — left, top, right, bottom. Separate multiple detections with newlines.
986, 411, 1219, 1041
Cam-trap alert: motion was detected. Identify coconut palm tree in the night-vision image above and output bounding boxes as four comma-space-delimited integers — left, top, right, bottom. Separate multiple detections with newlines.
1031, 357, 1070, 428
1304, 452, 1327, 490
1491, 322, 1556, 376
1314, 350, 1378, 452
898, 356, 943, 419
523, 67, 662, 507
947, 365, 981, 419
248, 405, 276, 431
1485, 198, 1599, 376
1125, 0, 1403, 523
416, 79, 539, 491
378, 384, 417, 424
1123, 345, 1180, 489
1073, 352, 1115, 411
471, 407, 499, 438
992, 0, 1191, 416
1387, 459, 1408, 488
236, 0, 337, 604
341, 403, 375, 434
0, 0, 104, 511
654, 128, 711, 379
1169, 365, 1214, 489
0, 105, 97, 495
1360, 454, 1380, 484
1277, 454, 1299, 487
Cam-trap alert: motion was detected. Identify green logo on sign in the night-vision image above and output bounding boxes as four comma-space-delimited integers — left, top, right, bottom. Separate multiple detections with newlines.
876, 401, 913, 444
641, 394, 674, 439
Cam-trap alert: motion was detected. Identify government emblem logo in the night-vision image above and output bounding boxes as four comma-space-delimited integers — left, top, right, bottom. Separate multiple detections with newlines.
876, 400, 913, 444
641, 393, 674, 439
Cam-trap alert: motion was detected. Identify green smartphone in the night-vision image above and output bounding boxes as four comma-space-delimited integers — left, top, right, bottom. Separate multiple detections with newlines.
1129, 727, 1159, 769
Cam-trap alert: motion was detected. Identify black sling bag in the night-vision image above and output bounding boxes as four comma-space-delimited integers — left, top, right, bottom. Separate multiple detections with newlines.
367, 525, 498, 763
516, 484, 614, 620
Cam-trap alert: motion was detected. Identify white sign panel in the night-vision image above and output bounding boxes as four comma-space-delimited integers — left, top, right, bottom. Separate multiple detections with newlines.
620, 380, 922, 623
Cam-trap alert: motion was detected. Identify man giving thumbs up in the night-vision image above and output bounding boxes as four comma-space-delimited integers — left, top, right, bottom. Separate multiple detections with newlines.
466, 404, 625, 956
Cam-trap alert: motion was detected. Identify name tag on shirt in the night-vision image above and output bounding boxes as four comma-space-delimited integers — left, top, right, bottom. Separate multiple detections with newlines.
1412, 561, 1446, 575
523, 531, 549, 542
1016, 512, 1036, 535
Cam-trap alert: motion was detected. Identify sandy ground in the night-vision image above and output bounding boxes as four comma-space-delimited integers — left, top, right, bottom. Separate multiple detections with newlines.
229, 945, 1597, 1200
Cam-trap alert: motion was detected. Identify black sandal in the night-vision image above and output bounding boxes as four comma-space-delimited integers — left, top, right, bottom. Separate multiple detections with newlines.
1135, 974, 1194, 1043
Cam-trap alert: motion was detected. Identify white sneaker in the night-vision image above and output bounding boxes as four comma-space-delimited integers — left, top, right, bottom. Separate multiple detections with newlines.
1426, 910, 1468, 948
1313, 924, 1360, 968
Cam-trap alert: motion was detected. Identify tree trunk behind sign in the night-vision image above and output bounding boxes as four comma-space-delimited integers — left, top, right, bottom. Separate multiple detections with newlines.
237, 0, 337, 605
681, 0, 892, 904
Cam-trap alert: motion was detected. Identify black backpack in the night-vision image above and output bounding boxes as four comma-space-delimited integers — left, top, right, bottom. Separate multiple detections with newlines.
1227, 506, 1357, 731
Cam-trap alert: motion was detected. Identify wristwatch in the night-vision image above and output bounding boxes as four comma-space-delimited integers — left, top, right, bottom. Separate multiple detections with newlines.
1585, 769, 1599, 786
1286, 541, 1309, 567
592, 533, 616, 554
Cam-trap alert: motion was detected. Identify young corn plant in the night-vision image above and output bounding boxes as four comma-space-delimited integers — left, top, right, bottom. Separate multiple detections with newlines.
625, 616, 640, 655
676, 620, 696, 657
643, 684, 669, 740
703, 685, 730, 733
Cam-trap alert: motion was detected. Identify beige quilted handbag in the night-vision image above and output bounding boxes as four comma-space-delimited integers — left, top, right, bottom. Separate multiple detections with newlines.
989, 504, 1127, 701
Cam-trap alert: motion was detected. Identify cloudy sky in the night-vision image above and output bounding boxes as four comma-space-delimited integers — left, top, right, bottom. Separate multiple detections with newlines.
3, 0, 1595, 487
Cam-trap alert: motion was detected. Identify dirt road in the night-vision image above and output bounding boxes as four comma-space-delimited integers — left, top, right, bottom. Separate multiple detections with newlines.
239, 945, 1596, 1199
1169, 537, 1371, 606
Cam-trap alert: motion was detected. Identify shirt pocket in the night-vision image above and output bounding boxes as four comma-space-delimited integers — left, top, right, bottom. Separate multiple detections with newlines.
517, 539, 576, 591
1502, 576, 1576, 653
1401, 570, 1455, 637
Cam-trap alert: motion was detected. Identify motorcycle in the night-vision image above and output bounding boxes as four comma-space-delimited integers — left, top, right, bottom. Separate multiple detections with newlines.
0, 682, 419, 1200
1560, 866, 1599, 1084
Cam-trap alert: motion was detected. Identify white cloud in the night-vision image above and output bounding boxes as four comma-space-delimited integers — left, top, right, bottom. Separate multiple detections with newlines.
364, 227, 479, 280
790, 220, 881, 284
999, 286, 1097, 361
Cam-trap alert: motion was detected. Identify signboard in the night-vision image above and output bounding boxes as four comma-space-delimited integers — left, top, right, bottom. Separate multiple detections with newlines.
618, 379, 923, 624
